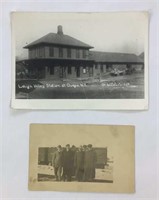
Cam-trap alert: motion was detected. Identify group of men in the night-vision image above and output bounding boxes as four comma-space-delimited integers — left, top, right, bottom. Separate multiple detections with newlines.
52, 144, 97, 182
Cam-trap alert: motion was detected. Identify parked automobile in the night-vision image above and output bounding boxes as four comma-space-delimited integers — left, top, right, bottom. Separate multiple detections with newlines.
110, 69, 126, 76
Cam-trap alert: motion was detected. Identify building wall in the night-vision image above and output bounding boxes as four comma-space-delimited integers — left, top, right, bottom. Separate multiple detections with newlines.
26, 60, 144, 80
131, 64, 144, 71
45, 66, 61, 79
112, 64, 127, 70
92, 63, 144, 77
93, 64, 100, 77
45, 65, 92, 79
93, 63, 108, 77
29, 47, 45, 59
78, 66, 90, 78
29, 45, 89, 60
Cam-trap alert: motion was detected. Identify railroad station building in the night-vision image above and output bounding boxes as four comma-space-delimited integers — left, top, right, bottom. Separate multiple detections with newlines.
19, 25, 144, 79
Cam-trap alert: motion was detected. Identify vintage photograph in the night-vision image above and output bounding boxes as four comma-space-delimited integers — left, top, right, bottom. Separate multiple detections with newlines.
29, 124, 135, 193
12, 12, 148, 109
38, 144, 112, 183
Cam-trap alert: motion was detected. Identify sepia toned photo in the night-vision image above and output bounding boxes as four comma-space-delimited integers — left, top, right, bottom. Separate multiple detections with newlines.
38, 145, 112, 183
29, 124, 135, 193
11, 12, 148, 110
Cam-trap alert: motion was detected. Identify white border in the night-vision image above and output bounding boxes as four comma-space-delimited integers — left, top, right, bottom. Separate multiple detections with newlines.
11, 11, 149, 110
1, 1, 158, 199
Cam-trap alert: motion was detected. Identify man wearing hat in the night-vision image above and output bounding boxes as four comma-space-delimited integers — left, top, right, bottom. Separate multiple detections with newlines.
62, 144, 73, 181
74, 145, 84, 181
71, 145, 76, 176
83, 144, 97, 182
52, 145, 63, 181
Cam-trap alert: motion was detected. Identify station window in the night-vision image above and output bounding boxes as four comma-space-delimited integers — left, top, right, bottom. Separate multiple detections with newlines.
76, 49, 80, 58
59, 48, 63, 58
49, 47, 54, 57
67, 48, 71, 58
39, 47, 44, 57
83, 50, 86, 58
29, 49, 33, 58
35, 48, 38, 57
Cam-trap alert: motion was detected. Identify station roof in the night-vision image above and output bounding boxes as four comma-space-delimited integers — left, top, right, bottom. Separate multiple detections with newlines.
24, 26, 93, 49
89, 51, 144, 63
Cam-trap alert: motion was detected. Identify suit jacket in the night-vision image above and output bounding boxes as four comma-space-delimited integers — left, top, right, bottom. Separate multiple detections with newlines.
62, 150, 73, 168
52, 150, 63, 167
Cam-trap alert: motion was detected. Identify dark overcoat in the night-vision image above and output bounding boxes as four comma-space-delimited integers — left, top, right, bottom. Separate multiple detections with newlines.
74, 150, 84, 169
83, 149, 97, 180
62, 150, 73, 169
74, 150, 84, 181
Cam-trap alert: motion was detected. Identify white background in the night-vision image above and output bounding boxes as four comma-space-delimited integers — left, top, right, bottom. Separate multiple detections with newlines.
1, 0, 159, 200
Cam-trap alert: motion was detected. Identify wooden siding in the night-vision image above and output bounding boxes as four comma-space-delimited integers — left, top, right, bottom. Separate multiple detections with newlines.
45, 66, 93, 79
29, 45, 89, 60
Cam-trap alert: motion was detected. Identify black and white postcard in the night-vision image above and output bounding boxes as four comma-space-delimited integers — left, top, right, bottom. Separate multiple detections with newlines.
11, 12, 148, 109
29, 124, 135, 193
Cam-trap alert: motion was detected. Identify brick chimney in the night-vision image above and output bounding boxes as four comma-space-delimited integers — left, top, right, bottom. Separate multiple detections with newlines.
57, 25, 63, 35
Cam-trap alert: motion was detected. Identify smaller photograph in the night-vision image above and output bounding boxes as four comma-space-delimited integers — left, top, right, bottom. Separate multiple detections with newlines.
29, 124, 135, 193
38, 144, 112, 183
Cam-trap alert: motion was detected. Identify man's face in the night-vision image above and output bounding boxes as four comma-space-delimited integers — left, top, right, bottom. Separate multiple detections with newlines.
82, 146, 86, 151
72, 146, 76, 151
79, 146, 82, 151
88, 145, 92, 150
66, 146, 70, 150
57, 147, 61, 151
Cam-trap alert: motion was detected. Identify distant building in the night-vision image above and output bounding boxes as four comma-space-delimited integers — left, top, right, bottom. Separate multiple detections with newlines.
18, 25, 144, 79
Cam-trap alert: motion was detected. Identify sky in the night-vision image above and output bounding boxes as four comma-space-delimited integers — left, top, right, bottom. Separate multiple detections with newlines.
31, 124, 134, 160
12, 12, 148, 59
31, 124, 126, 159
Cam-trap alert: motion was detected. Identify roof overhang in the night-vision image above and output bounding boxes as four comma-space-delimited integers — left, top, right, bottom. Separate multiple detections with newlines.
16, 58, 94, 66
93, 61, 144, 64
16, 58, 144, 66
24, 42, 94, 49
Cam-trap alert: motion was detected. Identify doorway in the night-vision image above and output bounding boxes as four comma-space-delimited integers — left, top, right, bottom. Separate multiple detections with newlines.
76, 67, 80, 77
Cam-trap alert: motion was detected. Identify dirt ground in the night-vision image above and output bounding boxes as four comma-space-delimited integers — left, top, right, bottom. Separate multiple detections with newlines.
16, 73, 144, 99
37, 164, 113, 183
